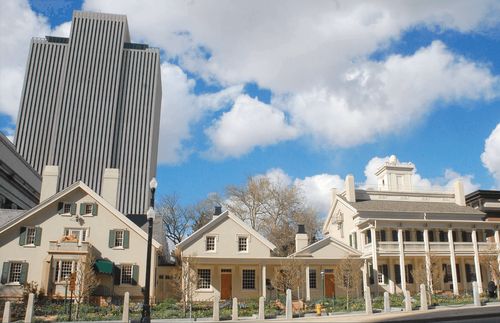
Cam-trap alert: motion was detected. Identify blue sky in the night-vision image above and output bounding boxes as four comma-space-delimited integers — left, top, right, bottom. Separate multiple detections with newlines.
1, 0, 499, 216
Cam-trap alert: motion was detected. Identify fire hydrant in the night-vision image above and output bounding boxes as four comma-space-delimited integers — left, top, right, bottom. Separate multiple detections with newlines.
315, 303, 322, 316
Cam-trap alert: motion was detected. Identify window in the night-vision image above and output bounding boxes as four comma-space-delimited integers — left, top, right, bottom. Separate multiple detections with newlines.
380, 230, 386, 242
404, 230, 411, 241
54, 260, 74, 282
238, 236, 248, 252
462, 231, 472, 242
80, 203, 97, 216
1, 262, 30, 285
64, 228, 88, 242
405, 264, 414, 284
439, 231, 448, 242
309, 269, 317, 289
428, 230, 435, 242
366, 231, 372, 244
242, 269, 255, 289
416, 231, 423, 242
58, 202, 75, 215
115, 230, 124, 247
19, 226, 41, 246
121, 265, 133, 284
465, 264, 476, 282
378, 265, 389, 285
26, 227, 36, 245
394, 265, 401, 284
63, 203, 72, 214
206, 236, 216, 251
85, 204, 93, 214
392, 230, 398, 242
197, 269, 211, 289
8, 263, 22, 283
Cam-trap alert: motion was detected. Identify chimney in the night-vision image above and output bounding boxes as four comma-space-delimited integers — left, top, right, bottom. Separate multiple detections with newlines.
331, 188, 337, 206
345, 174, 356, 203
295, 224, 308, 253
213, 206, 222, 219
40, 165, 59, 202
101, 168, 120, 208
454, 180, 465, 206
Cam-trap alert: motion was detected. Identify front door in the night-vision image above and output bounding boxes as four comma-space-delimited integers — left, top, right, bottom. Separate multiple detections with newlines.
221, 269, 232, 300
325, 270, 335, 298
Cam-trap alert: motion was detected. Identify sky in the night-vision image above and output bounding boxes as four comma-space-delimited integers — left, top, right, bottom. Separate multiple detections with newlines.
0, 0, 499, 217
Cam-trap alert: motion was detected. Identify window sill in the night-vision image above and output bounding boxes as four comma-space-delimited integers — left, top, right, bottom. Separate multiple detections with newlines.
82, 214, 94, 217
4, 282, 21, 286
23, 244, 36, 248
60, 213, 72, 217
205, 250, 216, 253
196, 288, 214, 292
112, 246, 125, 250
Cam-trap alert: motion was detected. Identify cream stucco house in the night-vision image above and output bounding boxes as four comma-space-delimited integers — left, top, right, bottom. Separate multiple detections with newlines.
0, 166, 161, 302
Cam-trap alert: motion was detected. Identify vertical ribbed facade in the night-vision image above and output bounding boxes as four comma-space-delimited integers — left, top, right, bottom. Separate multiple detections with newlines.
15, 11, 161, 215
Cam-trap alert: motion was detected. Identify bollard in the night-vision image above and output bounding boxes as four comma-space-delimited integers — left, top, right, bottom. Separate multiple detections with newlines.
383, 292, 390, 312
213, 291, 220, 321
285, 289, 292, 320
232, 297, 238, 321
404, 290, 412, 312
473, 281, 481, 307
3, 301, 11, 323
122, 292, 130, 322
419, 284, 428, 311
364, 286, 372, 314
258, 296, 265, 320
24, 293, 34, 323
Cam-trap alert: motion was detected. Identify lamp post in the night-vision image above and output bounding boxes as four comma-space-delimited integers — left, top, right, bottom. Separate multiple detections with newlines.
320, 270, 325, 304
141, 178, 157, 323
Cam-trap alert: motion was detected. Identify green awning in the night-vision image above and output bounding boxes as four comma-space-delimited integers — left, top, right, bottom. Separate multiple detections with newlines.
94, 259, 113, 274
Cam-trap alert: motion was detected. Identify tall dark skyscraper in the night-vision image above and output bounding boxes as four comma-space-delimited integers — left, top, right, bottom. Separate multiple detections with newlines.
15, 11, 162, 215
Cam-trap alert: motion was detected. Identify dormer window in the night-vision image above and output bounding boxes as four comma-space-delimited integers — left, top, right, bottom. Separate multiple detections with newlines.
206, 236, 216, 252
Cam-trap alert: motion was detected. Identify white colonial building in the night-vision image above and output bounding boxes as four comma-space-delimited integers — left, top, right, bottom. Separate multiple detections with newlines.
324, 155, 500, 296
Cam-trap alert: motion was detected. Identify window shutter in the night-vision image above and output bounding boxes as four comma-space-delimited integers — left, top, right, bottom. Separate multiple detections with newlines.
92, 203, 98, 216
20, 263, 29, 284
58, 202, 64, 214
132, 265, 139, 285
123, 231, 130, 249
354, 234, 357, 249
380, 230, 386, 242
34, 227, 42, 246
19, 227, 27, 246
383, 265, 389, 284
369, 265, 374, 285
80, 203, 85, 215
394, 265, 401, 284
109, 230, 116, 248
70, 203, 77, 215
1, 262, 9, 284
113, 265, 121, 285
349, 234, 352, 247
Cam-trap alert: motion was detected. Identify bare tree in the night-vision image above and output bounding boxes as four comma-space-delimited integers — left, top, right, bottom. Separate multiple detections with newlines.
171, 250, 199, 316
334, 256, 362, 311
480, 242, 500, 299
190, 193, 223, 232
74, 253, 99, 319
429, 253, 442, 295
271, 258, 305, 300
411, 262, 427, 294
158, 194, 193, 245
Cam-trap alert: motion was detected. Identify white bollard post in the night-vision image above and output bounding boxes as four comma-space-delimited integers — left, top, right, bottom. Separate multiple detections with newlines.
420, 284, 428, 311
232, 297, 238, 321
365, 286, 372, 314
3, 301, 11, 323
24, 293, 34, 323
405, 290, 412, 312
473, 281, 481, 307
258, 296, 265, 320
285, 289, 292, 320
213, 291, 220, 321
384, 292, 390, 312
122, 292, 129, 322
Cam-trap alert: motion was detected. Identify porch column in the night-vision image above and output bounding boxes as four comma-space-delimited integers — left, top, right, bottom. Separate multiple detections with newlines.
362, 260, 368, 288
495, 230, 500, 278
388, 257, 395, 294
460, 257, 467, 293
371, 227, 379, 290
398, 228, 407, 293
305, 266, 311, 301
471, 229, 483, 294
262, 265, 267, 299
448, 229, 459, 295
423, 229, 432, 294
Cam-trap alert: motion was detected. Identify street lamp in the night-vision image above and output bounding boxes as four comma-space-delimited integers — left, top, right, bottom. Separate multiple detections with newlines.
320, 270, 325, 304
141, 178, 157, 323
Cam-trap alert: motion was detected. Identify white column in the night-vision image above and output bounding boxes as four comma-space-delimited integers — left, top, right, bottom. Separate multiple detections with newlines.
262, 265, 267, 299
471, 229, 483, 294
460, 257, 467, 293
398, 229, 406, 293
448, 229, 459, 295
371, 227, 378, 289
362, 260, 368, 289
423, 229, 433, 294
305, 266, 311, 301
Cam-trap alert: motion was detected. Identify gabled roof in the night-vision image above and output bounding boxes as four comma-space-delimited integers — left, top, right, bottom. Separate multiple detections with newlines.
0, 209, 25, 229
0, 181, 160, 248
322, 196, 357, 234
289, 236, 361, 258
176, 210, 276, 251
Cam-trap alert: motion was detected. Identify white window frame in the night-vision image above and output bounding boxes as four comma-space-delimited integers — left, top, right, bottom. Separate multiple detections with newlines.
241, 268, 256, 290
197, 268, 212, 290
62, 203, 72, 215
7, 262, 23, 284
120, 264, 133, 285
205, 235, 216, 252
309, 268, 317, 289
237, 235, 249, 253
25, 227, 36, 245
64, 228, 89, 243
114, 230, 125, 248
84, 203, 93, 216
54, 259, 76, 283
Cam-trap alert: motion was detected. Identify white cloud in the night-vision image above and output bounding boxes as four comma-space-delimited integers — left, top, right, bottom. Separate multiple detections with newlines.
158, 63, 243, 163
205, 95, 298, 159
294, 174, 344, 216
481, 123, 500, 187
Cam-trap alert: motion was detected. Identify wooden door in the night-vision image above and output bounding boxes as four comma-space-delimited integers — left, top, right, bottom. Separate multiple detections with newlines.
221, 273, 232, 300
325, 272, 335, 298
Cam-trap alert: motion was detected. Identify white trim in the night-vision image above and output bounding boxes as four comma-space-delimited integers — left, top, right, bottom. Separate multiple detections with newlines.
323, 197, 358, 234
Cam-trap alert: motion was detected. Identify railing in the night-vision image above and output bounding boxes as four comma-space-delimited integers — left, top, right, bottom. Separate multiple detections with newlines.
429, 242, 450, 253
49, 240, 90, 253
378, 242, 399, 253
403, 242, 425, 252
364, 241, 495, 256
